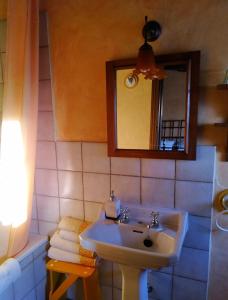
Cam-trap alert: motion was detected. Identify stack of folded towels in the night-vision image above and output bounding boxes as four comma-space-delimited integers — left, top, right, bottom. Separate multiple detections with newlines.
48, 217, 97, 267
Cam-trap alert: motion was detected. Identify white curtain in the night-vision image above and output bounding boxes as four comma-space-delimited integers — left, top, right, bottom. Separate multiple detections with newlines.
0, 0, 39, 259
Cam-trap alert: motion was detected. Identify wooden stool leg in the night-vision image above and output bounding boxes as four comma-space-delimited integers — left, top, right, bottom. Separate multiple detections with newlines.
49, 272, 78, 300
83, 270, 101, 300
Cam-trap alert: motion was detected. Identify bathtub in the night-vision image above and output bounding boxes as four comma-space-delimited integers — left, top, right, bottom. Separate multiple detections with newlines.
0, 234, 48, 300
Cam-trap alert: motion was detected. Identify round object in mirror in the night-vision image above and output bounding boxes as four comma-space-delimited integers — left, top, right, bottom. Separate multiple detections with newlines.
218, 189, 228, 210
124, 73, 138, 88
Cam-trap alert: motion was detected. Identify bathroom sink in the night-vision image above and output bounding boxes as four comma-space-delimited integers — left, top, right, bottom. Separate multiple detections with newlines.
80, 205, 188, 269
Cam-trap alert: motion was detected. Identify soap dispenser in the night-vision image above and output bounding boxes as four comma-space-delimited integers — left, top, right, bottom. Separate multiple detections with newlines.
105, 190, 121, 219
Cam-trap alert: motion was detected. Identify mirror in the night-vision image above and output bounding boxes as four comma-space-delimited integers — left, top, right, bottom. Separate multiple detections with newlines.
106, 51, 200, 160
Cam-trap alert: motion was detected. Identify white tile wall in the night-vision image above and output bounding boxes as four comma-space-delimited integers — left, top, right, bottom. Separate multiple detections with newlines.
60, 198, 84, 219
111, 157, 140, 176
58, 170, 83, 200
84, 201, 103, 222
35, 169, 58, 197
176, 146, 215, 182
36, 141, 56, 169
37, 111, 55, 141
142, 158, 175, 179
82, 142, 110, 173
56, 141, 82, 171
38, 80, 52, 111
30, 220, 39, 234
38, 220, 57, 236
37, 195, 59, 222
141, 177, 175, 208
83, 172, 110, 202
39, 47, 50, 80
111, 175, 140, 204
175, 181, 213, 217
32, 195, 37, 219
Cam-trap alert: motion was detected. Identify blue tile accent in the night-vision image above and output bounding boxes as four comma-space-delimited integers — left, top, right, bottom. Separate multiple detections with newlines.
33, 252, 47, 285
0, 284, 14, 300
36, 277, 47, 300
184, 215, 211, 250
33, 241, 48, 259
174, 247, 209, 282
173, 276, 207, 300
23, 289, 36, 300
13, 263, 35, 300
19, 254, 33, 271
148, 271, 172, 300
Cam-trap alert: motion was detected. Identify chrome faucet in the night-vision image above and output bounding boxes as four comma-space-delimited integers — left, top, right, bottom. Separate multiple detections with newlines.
118, 207, 129, 224
148, 211, 159, 228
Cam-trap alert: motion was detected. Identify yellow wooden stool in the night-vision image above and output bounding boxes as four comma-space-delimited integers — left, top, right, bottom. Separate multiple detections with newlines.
46, 259, 101, 300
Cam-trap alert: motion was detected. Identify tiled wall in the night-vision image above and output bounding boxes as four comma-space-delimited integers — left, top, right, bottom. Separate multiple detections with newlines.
32, 12, 215, 300
1, 236, 48, 300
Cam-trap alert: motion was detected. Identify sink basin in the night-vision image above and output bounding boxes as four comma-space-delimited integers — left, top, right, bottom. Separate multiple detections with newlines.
80, 205, 188, 300
80, 205, 188, 269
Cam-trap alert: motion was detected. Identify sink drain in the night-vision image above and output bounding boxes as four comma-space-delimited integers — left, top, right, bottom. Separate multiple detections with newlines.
143, 238, 153, 247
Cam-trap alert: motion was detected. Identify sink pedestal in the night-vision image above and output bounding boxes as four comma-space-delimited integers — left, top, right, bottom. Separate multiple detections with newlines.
119, 264, 148, 300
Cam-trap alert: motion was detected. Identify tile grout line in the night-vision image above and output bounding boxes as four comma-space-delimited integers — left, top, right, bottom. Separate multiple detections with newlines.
34, 166, 214, 184
81, 142, 86, 220
174, 160, 177, 208
54, 141, 61, 223
140, 159, 142, 204
110, 156, 112, 195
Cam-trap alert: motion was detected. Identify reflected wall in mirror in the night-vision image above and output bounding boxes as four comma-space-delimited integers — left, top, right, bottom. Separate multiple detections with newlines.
106, 51, 200, 160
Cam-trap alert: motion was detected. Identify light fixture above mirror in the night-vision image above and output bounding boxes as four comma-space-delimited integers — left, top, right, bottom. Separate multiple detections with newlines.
134, 16, 166, 80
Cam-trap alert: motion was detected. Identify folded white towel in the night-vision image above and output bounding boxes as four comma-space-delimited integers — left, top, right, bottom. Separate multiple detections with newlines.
48, 247, 97, 267
0, 258, 21, 294
59, 230, 79, 243
58, 217, 83, 232
50, 231, 95, 258
50, 231, 79, 253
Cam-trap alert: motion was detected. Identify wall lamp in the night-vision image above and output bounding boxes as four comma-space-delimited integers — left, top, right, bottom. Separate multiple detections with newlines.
134, 16, 166, 80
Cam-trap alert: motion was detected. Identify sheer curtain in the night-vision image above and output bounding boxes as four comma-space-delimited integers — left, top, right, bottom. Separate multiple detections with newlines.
0, 0, 39, 258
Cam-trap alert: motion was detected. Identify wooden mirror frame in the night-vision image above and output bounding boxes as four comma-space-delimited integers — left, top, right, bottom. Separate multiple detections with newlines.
106, 51, 200, 160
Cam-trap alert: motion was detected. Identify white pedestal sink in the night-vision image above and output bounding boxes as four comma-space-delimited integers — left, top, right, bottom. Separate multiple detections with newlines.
80, 205, 188, 300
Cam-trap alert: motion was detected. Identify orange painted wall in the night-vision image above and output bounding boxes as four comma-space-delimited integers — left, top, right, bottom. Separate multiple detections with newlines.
0, 0, 7, 19
42, 0, 228, 144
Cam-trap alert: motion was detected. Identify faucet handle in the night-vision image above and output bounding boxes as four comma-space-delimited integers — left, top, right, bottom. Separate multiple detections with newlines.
150, 211, 159, 227
151, 211, 159, 218
119, 207, 129, 223
120, 207, 129, 214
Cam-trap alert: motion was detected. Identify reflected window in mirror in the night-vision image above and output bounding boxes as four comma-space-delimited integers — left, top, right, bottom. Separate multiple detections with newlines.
106, 51, 200, 160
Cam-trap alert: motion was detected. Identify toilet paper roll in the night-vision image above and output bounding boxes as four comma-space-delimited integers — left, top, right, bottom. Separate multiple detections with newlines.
0, 258, 21, 294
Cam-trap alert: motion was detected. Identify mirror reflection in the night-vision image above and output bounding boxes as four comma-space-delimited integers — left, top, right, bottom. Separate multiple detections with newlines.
116, 64, 187, 151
